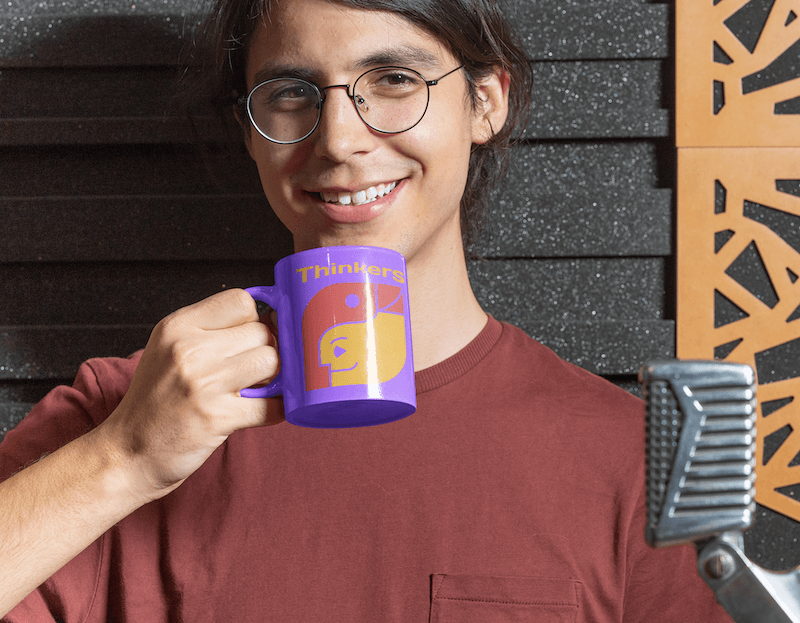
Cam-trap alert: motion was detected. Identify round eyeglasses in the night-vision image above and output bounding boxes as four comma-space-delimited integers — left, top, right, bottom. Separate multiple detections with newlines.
239, 65, 464, 144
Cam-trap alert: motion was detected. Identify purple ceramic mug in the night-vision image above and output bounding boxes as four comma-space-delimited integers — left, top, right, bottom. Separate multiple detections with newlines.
242, 246, 416, 428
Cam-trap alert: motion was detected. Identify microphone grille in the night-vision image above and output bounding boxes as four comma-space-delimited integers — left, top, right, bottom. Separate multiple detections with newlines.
644, 379, 684, 537
640, 360, 757, 548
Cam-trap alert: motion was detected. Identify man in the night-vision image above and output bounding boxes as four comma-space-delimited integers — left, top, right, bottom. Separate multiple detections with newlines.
0, 0, 732, 620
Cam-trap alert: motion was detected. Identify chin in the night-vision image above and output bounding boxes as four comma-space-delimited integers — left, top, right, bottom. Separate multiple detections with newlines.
294, 229, 407, 255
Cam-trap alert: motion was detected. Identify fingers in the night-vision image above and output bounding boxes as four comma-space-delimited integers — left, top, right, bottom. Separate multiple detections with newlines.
201, 318, 276, 364
152, 289, 274, 371
100, 289, 286, 500
162, 289, 259, 333
191, 343, 285, 435
223, 343, 281, 394
228, 393, 286, 430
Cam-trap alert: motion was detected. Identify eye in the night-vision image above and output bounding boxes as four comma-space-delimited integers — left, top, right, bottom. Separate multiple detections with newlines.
374, 70, 422, 87
252, 79, 318, 113
270, 83, 314, 102
360, 68, 425, 99
384, 72, 414, 85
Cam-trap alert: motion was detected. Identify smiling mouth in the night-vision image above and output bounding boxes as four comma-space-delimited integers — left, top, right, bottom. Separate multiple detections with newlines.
317, 181, 398, 207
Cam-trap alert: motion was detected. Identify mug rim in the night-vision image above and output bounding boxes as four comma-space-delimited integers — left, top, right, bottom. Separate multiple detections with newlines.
276, 245, 406, 266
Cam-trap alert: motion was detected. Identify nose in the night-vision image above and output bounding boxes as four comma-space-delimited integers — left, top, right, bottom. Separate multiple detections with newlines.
313, 86, 376, 162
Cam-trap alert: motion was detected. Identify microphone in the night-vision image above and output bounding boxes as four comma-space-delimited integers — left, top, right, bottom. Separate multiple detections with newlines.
641, 359, 756, 548
640, 360, 800, 623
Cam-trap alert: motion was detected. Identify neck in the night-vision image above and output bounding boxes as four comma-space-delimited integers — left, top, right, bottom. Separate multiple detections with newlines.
405, 238, 487, 371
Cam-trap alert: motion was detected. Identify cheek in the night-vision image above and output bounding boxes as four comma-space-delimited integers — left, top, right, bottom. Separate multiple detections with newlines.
428, 102, 474, 165
393, 132, 471, 227
398, 105, 473, 177
250, 141, 309, 200
418, 120, 472, 190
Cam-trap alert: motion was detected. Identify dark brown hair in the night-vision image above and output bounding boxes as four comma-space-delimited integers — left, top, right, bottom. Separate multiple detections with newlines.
184, 0, 532, 247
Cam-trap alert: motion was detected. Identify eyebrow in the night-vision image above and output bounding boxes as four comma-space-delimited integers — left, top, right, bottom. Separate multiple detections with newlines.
352, 46, 442, 71
250, 45, 443, 86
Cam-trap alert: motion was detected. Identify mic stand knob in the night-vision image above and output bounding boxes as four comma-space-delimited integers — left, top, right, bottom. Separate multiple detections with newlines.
702, 548, 737, 581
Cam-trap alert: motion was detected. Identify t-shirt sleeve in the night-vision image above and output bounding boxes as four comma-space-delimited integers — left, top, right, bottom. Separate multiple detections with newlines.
0, 355, 139, 623
622, 479, 734, 623
0, 355, 138, 482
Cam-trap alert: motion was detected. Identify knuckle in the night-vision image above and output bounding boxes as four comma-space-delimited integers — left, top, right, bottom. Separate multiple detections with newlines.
156, 309, 189, 339
249, 346, 280, 380
252, 320, 274, 345
157, 335, 202, 390
230, 288, 257, 315
169, 336, 202, 370
180, 376, 207, 400
168, 339, 188, 367
263, 346, 280, 369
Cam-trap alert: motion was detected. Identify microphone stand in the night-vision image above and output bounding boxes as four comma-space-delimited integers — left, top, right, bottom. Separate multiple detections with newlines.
640, 360, 800, 623
697, 532, 800, 623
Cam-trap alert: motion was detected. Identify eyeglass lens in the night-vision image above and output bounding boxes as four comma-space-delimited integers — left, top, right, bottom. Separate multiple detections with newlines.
246, 67, 432, 143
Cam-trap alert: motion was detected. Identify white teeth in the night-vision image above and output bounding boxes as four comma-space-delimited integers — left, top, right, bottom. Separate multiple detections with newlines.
320, 181, 397, 206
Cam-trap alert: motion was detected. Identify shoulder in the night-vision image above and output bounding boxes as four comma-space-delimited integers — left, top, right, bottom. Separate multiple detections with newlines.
474, 320, 645, 476
487, 320, 641, 415
31, 350, 142, 427
0, 352, 142, 479
78, 351, 143, 418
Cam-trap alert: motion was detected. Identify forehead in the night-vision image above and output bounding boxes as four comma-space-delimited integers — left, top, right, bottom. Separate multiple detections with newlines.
245, 0, 454, 86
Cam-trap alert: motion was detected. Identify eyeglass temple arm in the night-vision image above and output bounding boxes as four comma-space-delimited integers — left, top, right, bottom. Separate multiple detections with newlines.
425, 64, 464, 86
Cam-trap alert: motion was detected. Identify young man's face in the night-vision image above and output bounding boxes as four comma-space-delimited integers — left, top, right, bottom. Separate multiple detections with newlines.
242, 0, 506, 262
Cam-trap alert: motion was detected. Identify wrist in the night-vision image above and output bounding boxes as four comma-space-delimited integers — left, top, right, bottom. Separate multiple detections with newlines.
83, 422, 173, 513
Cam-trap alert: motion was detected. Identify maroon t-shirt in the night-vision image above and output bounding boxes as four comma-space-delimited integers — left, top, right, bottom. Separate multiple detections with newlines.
1, 317, 731, 622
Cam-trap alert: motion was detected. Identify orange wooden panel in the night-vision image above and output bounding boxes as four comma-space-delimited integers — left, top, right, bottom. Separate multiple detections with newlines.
676, 0, 800, 147
677, 147, 800, 520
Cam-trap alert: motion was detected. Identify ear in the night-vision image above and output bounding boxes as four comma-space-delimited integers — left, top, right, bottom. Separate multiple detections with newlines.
233, 103, 256, 159
470, 67, 511, 145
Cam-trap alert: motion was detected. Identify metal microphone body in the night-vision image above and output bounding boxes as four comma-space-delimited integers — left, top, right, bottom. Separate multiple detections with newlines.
639, 360, 800, 622
640, 360, 756, 548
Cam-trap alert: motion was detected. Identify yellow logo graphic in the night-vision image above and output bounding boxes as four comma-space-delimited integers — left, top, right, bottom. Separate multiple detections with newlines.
303, 282, 406, 390
319, 312, 406, 387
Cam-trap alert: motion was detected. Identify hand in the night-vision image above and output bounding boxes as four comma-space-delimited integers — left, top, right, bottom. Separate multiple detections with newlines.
96, 289, 284, 502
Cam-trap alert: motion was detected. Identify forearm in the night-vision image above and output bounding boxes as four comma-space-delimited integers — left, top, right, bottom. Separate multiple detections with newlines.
0, 290, 280, 618
0, 426, 146, 618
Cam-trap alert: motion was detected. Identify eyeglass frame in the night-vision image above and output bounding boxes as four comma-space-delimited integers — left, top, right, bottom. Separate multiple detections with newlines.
238, 64, 465, 145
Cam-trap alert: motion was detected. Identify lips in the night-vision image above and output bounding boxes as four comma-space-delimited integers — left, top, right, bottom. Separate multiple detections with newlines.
317, 181, 398, 206
309, 179, 404, 225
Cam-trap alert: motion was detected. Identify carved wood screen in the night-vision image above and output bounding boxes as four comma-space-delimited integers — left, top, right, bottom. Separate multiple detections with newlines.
676, 0, 800, 526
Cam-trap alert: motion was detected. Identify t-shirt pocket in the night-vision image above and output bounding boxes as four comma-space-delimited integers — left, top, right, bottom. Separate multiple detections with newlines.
429, 574, 581, 623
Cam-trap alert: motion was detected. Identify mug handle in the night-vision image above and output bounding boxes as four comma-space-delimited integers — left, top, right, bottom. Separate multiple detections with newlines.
240, 286, 282, 399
